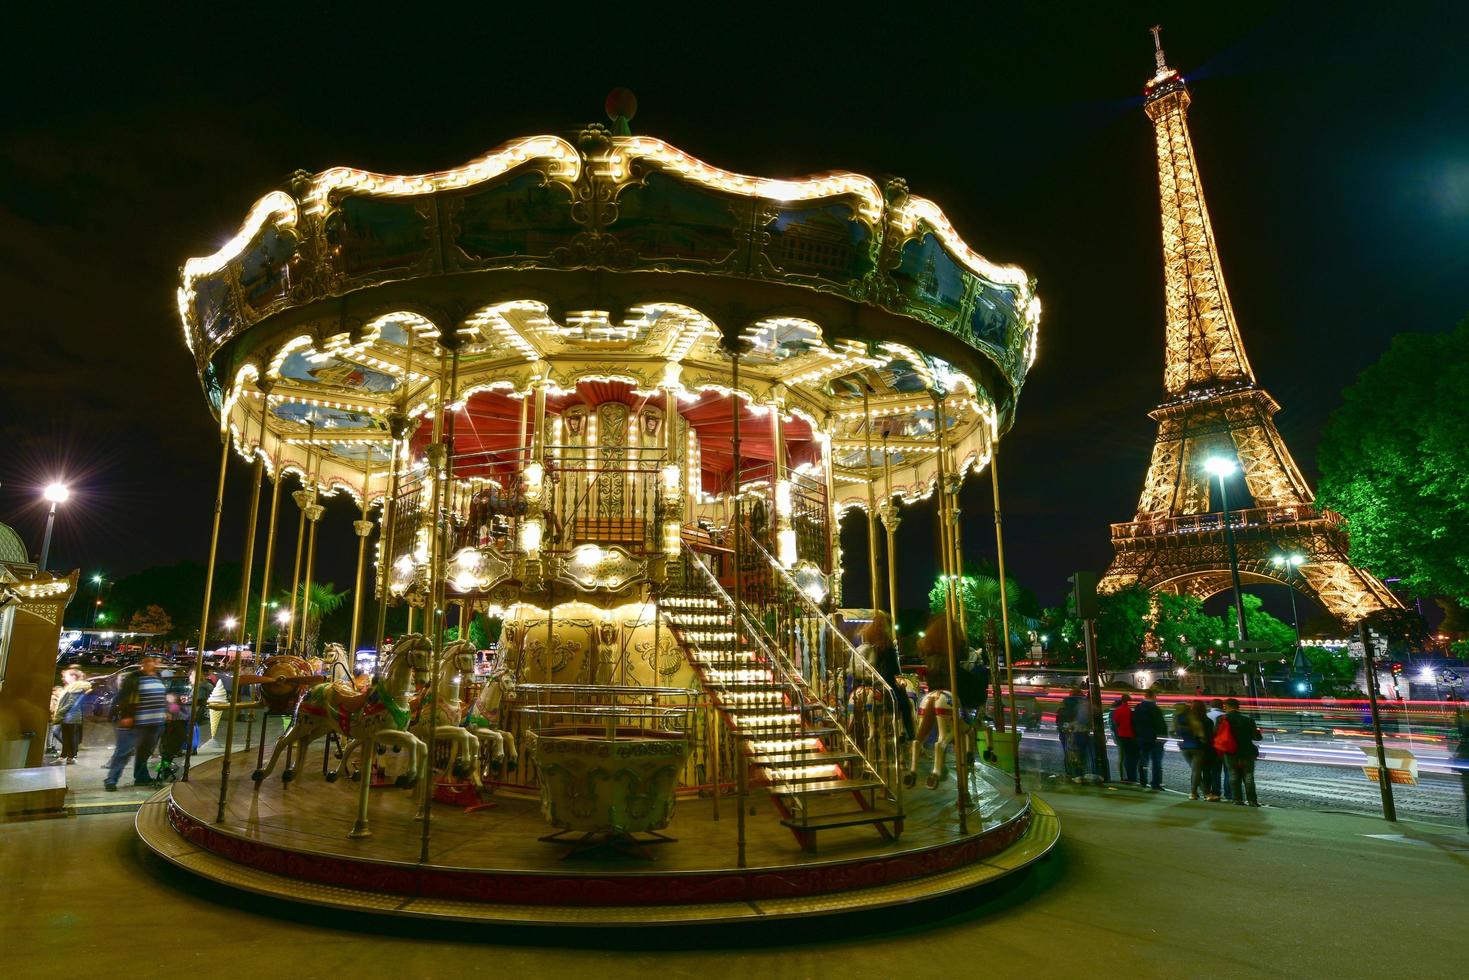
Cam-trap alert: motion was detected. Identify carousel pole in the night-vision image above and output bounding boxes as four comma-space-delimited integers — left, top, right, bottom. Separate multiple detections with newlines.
215, 407, 268, 822
299, 441, 323, 658
420, 348, 456, 863
881, 432, 901, 628
285, 444, 311, 651
932, 394, 969, 832
946, 442, 970, 653
249, 413, 283, 764
182, 427, 232, 780
730, 348, 748, 868
372, 338, 415, 672
348, 456, 373, 658
530, 372, 550, 686
990, 450, 1024, 794
862, 386, 881, 613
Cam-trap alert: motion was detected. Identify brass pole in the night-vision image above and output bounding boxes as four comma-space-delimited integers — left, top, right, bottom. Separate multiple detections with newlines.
216, 407, 268, 822
182, 429, 231, 780
947, 444, 970, 649
371, 420, 404, 673
730, 349, 747, 868
881, 433, 900, 628
990, 451, 1024, 794
300, 447, 322, 657
348, 457, 372, 657
420, 348, 456, 863
285, 454, 309, 650
253, 465, 282, 660
933, 394, 968, 832
862, 386, 881, 613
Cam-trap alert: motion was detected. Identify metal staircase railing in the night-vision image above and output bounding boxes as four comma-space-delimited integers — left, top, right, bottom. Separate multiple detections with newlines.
664, 541, 903, 850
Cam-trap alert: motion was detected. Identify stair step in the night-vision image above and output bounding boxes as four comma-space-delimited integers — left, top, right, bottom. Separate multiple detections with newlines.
771, 777, 881, 797
759, 765, 846, 784
779, 807, 901, 831
704, 681, 787, 693
749, 749, 860, 766
720, 702, 794, 714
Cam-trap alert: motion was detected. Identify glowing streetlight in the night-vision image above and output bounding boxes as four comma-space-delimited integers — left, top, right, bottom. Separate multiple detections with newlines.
1273, 553, 1307, 682
38, 482, 71, 570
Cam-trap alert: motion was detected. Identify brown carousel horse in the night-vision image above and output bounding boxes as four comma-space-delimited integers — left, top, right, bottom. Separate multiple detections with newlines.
254, 634, 432, 785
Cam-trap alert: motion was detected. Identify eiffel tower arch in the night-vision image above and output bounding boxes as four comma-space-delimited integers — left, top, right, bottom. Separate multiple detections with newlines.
1099, 29, 1401, 624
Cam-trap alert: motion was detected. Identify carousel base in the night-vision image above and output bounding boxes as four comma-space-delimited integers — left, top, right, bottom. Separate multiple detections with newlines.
138, 752, 1058, 926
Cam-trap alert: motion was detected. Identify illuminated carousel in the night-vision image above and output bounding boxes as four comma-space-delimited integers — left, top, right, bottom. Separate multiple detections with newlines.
139, 96, 1058, 924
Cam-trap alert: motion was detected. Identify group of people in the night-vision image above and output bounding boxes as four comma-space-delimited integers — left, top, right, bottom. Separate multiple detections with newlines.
1057, 687, 1264, 806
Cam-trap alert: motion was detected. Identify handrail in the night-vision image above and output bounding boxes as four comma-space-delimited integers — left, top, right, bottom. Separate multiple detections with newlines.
741, 532, 895, 700
682, 542, 899, 802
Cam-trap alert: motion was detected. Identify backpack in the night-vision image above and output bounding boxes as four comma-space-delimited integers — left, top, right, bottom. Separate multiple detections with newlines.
1213, 717, 1237, 755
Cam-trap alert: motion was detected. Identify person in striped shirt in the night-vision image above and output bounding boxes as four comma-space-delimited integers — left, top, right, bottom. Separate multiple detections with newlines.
104, 654, 168, 791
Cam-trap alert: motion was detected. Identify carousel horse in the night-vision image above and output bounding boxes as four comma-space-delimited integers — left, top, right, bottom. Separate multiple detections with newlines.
464, 667, 518, 771
321, 642, 353, 684
904, 689, 975, 790
255, 634, 431, 785
846, 683, 896, 768
408, 639, 482, 788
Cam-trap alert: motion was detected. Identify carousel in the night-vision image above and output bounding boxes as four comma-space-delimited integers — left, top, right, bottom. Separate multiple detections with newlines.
139, 95, 1059, 924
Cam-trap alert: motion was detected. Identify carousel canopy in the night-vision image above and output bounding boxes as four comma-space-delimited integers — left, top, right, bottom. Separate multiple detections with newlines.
178, 126, 1039, 506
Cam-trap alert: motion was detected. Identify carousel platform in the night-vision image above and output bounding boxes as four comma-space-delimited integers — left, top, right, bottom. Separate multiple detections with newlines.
138, 751, 1057, 926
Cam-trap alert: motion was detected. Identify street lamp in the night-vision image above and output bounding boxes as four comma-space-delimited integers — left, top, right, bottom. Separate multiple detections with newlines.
38, 482, 70, 570
1271, 553, 1305, 647
1203, 457, 1248, 645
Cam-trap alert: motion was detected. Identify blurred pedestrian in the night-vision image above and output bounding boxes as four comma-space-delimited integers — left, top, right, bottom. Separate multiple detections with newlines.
1207, 698, 1232, 801
1217, 697, 1262, 806
1131, 689, 1167, 790
51, 667, 92, 765
1173, 701, 1215, 800
858, 611, 915, 742
104, 654, 168, 791
1109, 693, 1139, 784
1057, 686, 1093, 782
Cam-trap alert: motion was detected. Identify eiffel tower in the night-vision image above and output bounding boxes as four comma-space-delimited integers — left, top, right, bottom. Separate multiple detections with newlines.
1099, 28, 1401, 624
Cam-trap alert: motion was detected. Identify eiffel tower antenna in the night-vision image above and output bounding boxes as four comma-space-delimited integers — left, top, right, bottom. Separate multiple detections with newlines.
1100, 33, 1400, 625
1150, 24, 1169, 72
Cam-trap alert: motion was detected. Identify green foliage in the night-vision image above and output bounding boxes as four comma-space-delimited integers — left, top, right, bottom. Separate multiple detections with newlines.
275, 582, 349, 654
1302, 646, 1360, 697
926, 571, 1025, 650
1151, 593, 1227, 663
1318, 317, 1469, 601
84, 561, 244, 637
467, 612, 502, 649
1094, 584, 1151, 669
127, 604, 174, 636
1225, 594, 1297, 654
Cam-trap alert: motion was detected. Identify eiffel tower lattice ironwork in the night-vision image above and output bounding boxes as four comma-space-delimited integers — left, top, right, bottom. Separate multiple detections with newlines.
1099, 28, 1401, 624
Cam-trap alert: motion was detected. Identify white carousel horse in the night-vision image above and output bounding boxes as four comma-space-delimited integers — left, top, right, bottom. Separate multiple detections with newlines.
409, 639, 482, 788
846, 683, 896, 768
321, 642, 353, 684
905, 689, 975, 790
254, 634, 431, 785
329, 633, 437, 782
464, 667, 518, 771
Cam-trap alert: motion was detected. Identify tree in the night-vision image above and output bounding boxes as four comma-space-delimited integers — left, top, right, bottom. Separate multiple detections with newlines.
926, 571, 1025, 652
1151, 593, 1227, 663
1302, 646, 1360, 697
1094, 584, 1151, 670
127, 604, 173, 637
276, 582, 349, 656
1317, 317, 1469, 602
467, 612, 502, 649
1224, 594, 1297, 655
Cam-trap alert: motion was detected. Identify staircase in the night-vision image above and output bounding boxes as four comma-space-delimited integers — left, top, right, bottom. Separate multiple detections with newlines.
664, 544, 903, 852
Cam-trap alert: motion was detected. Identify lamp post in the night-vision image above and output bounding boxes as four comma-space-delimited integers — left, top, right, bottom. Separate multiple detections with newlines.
1204, 458, 1248, 644
1271, 553, 1304, 648
275, 610, 290, 653
39, 482, 70, 570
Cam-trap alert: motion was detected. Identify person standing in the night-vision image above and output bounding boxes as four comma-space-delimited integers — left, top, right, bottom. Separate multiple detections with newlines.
51, 667, 92, 764
1057, 686, 1093, 782
1173, 702, 1215, 800
1109, 694, 1139, 784
104, 654, 168, 791
1217, 697, 1263, 806
1131, 689, 1167, 790
1206, 698, 1231, 801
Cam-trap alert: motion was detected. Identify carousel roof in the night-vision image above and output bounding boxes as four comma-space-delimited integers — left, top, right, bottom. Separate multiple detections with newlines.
178, 125, 1039, 504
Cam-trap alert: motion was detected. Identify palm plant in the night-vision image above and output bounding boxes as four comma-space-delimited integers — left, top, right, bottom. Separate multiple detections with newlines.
275, 582, 348, 656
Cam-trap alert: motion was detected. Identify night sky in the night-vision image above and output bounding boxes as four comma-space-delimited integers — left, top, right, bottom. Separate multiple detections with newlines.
3, 4, 1467, 617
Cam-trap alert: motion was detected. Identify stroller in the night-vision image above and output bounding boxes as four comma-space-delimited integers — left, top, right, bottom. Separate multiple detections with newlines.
155, 687, 195, 782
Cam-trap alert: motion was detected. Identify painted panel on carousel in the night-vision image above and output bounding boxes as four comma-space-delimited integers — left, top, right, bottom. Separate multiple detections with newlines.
609, 173, 743, 268
892, 232, 967, 327
270, 400, 381, 431
238, 223, 298, 312
278, 351, 398, 394
968, 283, 1018, 353
193, 276, 241, 349
328, 195, 434, 279
764, 202, 874, 284
450, 171, 578, 263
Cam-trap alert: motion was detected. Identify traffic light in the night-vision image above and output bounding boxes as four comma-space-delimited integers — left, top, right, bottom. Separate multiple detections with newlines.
1068, 572, 1099, 619
1390, 662, 1403, 678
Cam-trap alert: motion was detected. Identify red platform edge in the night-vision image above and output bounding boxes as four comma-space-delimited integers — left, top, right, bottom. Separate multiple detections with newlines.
164, 798, 1032, 907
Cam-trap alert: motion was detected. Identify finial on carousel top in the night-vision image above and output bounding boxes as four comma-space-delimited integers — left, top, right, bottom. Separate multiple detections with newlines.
605, 88, 637, 136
